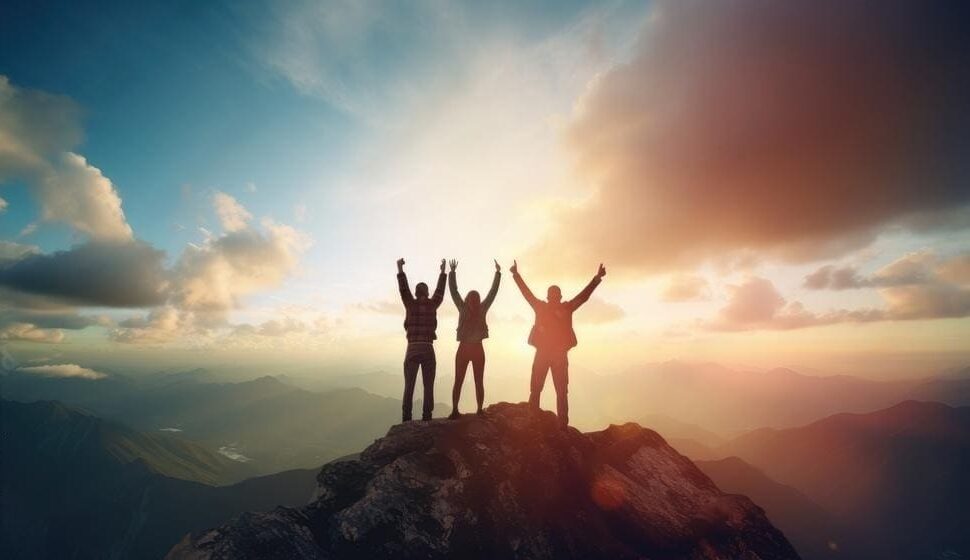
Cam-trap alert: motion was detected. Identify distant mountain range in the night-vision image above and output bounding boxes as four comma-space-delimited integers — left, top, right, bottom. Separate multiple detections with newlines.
1, 399, 319, 560
571, 361, 970, 433
2, 370, 442, 475
695, 401, 970, 560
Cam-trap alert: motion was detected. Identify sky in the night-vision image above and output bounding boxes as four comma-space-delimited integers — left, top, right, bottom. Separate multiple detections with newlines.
1, 0, 969, 382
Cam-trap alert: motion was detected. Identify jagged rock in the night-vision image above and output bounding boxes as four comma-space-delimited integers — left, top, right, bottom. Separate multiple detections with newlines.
167, 402, 799, 560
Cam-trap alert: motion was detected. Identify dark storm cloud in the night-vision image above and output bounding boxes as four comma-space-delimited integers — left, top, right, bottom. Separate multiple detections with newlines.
530, 0, 970, 275
0, 241, 169, 307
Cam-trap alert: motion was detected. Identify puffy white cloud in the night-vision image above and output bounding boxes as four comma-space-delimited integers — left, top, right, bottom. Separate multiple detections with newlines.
109, 306, 182, 343
213, 191, 252, 233
36, 153, 133, 241
17, 363, 106, 379
172, 219, 310, 322
0, 322, 65, 343
0, 76, 133, 242
529, 1, 970, 275
0, 196, 7, 212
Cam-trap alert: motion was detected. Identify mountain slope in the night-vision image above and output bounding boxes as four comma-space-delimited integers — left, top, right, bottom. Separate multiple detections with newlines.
3, 372, 432, 475
1, 400, 319, 560
717, 401, 970, 559
168, 402, 798, 560
696, 457, 858, 560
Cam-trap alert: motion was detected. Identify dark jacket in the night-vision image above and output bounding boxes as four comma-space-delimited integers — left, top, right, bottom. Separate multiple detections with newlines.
513, 272, 601, 351
397, 271, 446, 343
449, 270, 500, 342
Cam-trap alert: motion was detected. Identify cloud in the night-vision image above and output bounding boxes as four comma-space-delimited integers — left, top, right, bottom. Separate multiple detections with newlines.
661, 274, 710, 302
576, 296, 625, 324
803, 265, 867, 290
16, 363, 106, 379
354, 299, 401, 315
109, 306, 182, 343
705, 277, 884, 332
0, 241, 37, 263
213, 191, 252, 233
0, 196, 6, 212
528, 1, 970, 275
0, 76, 133, 241
804, 251, 967, 290
0, 241, 169, 307
708, 252, 970, 331
171, 219, 310, 322
0, 308, 99, 330
0, 75, 81, 177
36, 153, 133, 241
0, 323, 65, 343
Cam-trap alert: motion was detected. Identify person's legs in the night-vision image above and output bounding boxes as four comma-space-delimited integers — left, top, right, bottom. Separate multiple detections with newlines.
472, 343, 485, 413
451, 343, 470, 418
529, 350, 550, 410
402, 354, 419, 422
550, 352, 569, 427
420, 348, 436, 420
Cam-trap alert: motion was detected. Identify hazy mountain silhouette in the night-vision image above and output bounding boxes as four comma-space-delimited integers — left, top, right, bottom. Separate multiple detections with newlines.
716, 401, 970, 559
1, 400, 320, 560
576, 361, 970, 433
168, 402, 798, 560
3, 372, 444, 475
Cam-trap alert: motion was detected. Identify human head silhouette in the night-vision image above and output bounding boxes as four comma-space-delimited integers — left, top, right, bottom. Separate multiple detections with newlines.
547, 285, 562, 303
415, 282, 429, 299
466, 290, 481, 311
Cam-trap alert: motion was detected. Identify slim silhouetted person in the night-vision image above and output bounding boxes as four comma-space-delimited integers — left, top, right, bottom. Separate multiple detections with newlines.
511, 260, 605, 428
397, 257, 446, 422
447, 258, 501, 419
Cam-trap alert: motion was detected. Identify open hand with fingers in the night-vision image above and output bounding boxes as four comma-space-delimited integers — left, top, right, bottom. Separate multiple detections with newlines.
597, 263, 606, 279
449, 259, 458, 272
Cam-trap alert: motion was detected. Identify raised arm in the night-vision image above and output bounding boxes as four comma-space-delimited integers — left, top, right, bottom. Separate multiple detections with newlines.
431, 259, 447, 307
396, 258, 413, 305
568, 263, 606, 311
448, 259, 463, 309
510, 260, 539, 309
482, 259, 502, 311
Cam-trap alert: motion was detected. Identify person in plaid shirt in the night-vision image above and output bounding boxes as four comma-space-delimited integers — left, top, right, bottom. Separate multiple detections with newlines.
397, 257, 446, 421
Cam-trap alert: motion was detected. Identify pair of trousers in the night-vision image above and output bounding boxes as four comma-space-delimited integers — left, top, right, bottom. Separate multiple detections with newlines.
453, 341, 485, 411
529, 348, 569, 425
403, 343, 436, 420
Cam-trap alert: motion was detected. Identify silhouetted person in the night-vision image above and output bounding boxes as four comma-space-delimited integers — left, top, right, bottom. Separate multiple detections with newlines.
511, 260, 606, 428
447, 259, 501, 419
397, 258, 446, 422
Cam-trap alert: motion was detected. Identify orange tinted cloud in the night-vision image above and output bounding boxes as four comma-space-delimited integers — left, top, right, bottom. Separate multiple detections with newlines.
661, 274, 710, 302
530, 1, 970, 275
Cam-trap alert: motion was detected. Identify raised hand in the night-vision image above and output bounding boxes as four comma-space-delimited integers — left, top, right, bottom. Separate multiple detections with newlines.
397, 258, 405, 272
494, 259, 501, 272
440, 259, 446, 273
449, 259, 458, 272
597, 263, 607, 279
510, 259, 518, 275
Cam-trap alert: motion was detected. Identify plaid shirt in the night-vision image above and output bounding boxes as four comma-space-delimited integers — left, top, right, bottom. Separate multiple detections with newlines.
398, 272, 446, 343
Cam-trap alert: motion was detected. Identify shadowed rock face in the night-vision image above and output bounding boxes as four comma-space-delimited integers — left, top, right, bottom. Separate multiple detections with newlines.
167, 402, 799, 560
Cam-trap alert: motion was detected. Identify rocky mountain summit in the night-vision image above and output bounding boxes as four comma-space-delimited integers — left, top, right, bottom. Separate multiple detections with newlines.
167, 402, 799, 560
